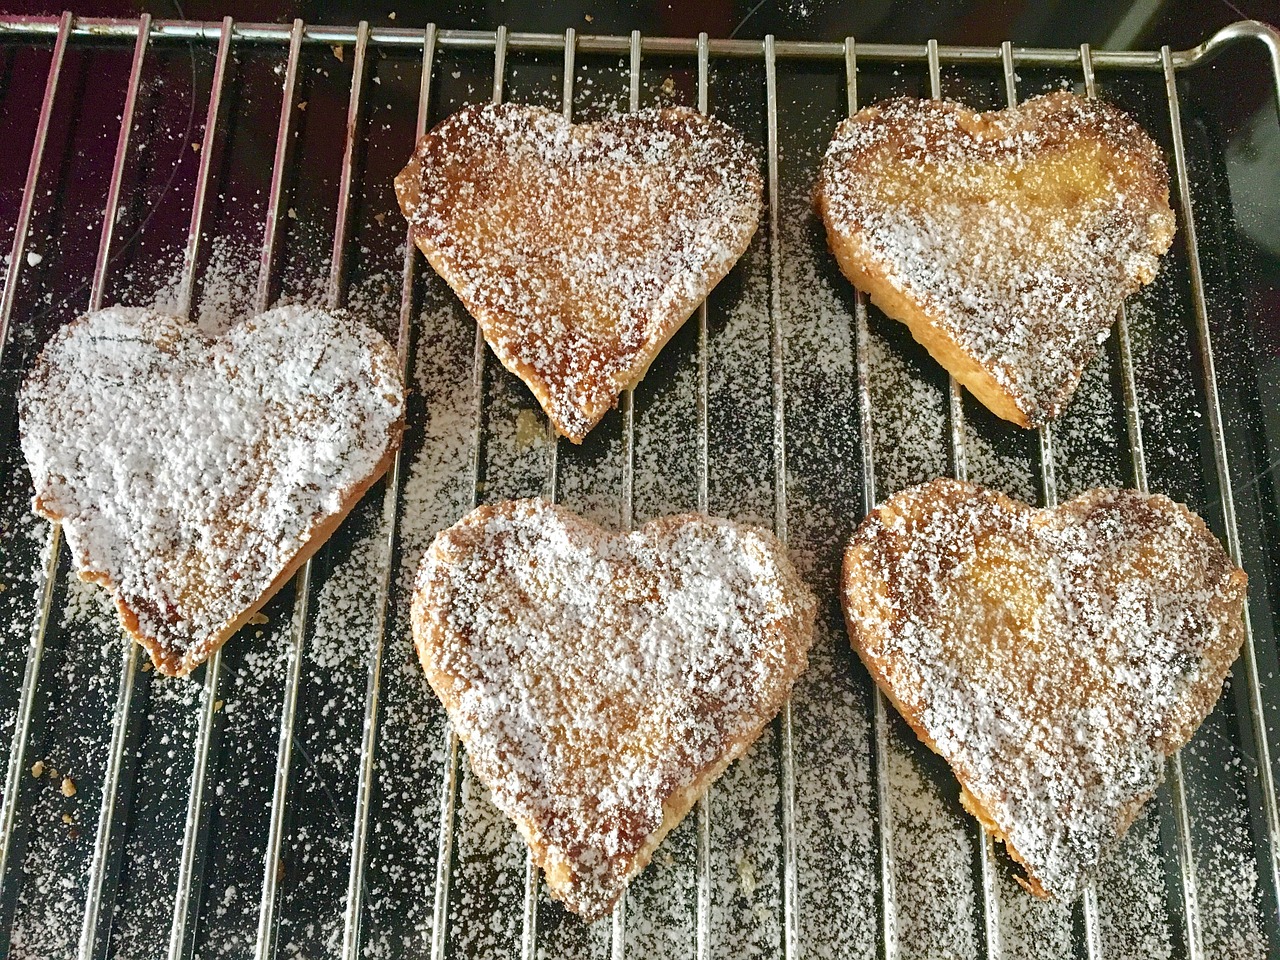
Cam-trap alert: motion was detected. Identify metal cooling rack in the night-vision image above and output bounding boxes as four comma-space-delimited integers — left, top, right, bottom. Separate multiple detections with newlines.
0, 12, 1278, 960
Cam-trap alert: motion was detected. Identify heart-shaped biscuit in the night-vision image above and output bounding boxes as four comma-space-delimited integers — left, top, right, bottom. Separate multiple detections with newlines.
19, 305, 405, 677
815, 92, 1176, 427
412, 499, 816, 919
842, 479, 1245, 898
395, 103, 761, 443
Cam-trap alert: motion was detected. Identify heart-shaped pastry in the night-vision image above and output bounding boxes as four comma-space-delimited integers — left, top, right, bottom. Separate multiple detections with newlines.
19, 305, 405, 677
815, 92, 1176, 427
842, 479, 1246, 898
412, 498, 816, 919
395, 103, 761, 443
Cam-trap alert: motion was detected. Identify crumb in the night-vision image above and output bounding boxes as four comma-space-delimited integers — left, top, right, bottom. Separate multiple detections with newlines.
287, 208, 297, 220
297, 100, 308, 111
388, 10, 396, 19
514, 408, 544, 449
332, 44, 344, 62
250, 612, 269, 625
61, 813, 73, 824
660, 77, 675, 96
61, 777, 76, 798
192, 141, 201, 153
30, 761, 43, 779
214, 699, 224, 713
141, 660, 152, 672
374, 212, 387, 226
584, 13, 593, 21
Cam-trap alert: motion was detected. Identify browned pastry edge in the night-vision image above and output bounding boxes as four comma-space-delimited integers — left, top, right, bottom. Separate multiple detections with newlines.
395, 140, 756, 444
35, 424, 402, 678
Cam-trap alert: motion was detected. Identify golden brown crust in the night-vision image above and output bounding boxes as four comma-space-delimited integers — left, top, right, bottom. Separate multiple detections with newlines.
842, 479, 1246, 899
396, 103, 761, 443
816, 92, 1176, 428
411, 499, 816, 919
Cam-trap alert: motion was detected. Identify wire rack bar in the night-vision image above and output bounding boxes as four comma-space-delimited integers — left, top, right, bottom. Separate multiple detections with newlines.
256, 20, 304, 311
925, 40, 970, 486
763, 34, 800, 960
429, 27, 508, 960
0, 10, 70, 361
88, 15, 150, 313
1161, 41, 1280, 921
693, 29, 713, 960
342, 26, 438, 960
165, 19, 235, 960
0, 526, 60, 903
77, 17, 152, 959
2, 15, 1245, 69
174, 16, 232, 318
843, 35, 899, 960
0, 10, 72, 910
610, 32, 644, 957
255, 18, 363, 960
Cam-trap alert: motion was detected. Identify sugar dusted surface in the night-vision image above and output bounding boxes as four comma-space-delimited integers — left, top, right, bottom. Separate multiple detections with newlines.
412, 498, 816, 920
397, 102, 762, 441
17, 304, 405, 676
844, 480, 1247, 900
816, 92, 1176, 426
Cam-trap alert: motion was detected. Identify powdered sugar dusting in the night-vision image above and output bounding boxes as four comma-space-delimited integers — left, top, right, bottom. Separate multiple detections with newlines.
816, 92, 1175, 426
18, 304, 405, 675
413, 499, 817, 919
845, 480, 1246, 899
398, 102, 762, 441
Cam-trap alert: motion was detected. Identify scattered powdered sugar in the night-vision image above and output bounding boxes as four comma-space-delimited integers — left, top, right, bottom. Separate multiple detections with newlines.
776, 138, 880, 958
1182, 720, 1269, 958
845, 480, 1247, 900
151, 233, 261, 335
358, 289, 473, 957
18, 304, 405, 676
866, 322, 948, 499
887, 728, 981, 960
816, 92, 1176, 426
413, 498, 817, 920
398, 102, 762, 441
1093, 803, 1173, 958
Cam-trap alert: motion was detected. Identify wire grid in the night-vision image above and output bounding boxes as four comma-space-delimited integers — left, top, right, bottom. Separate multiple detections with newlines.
0, 13, 1278, 960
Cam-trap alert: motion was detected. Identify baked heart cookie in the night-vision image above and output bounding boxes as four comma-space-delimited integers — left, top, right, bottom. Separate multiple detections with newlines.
842, 479, 1246, 898
395, 103, 761, 443
412, 499, 816, 919
19, 305, 405, 677
815, 92, 1175, 427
